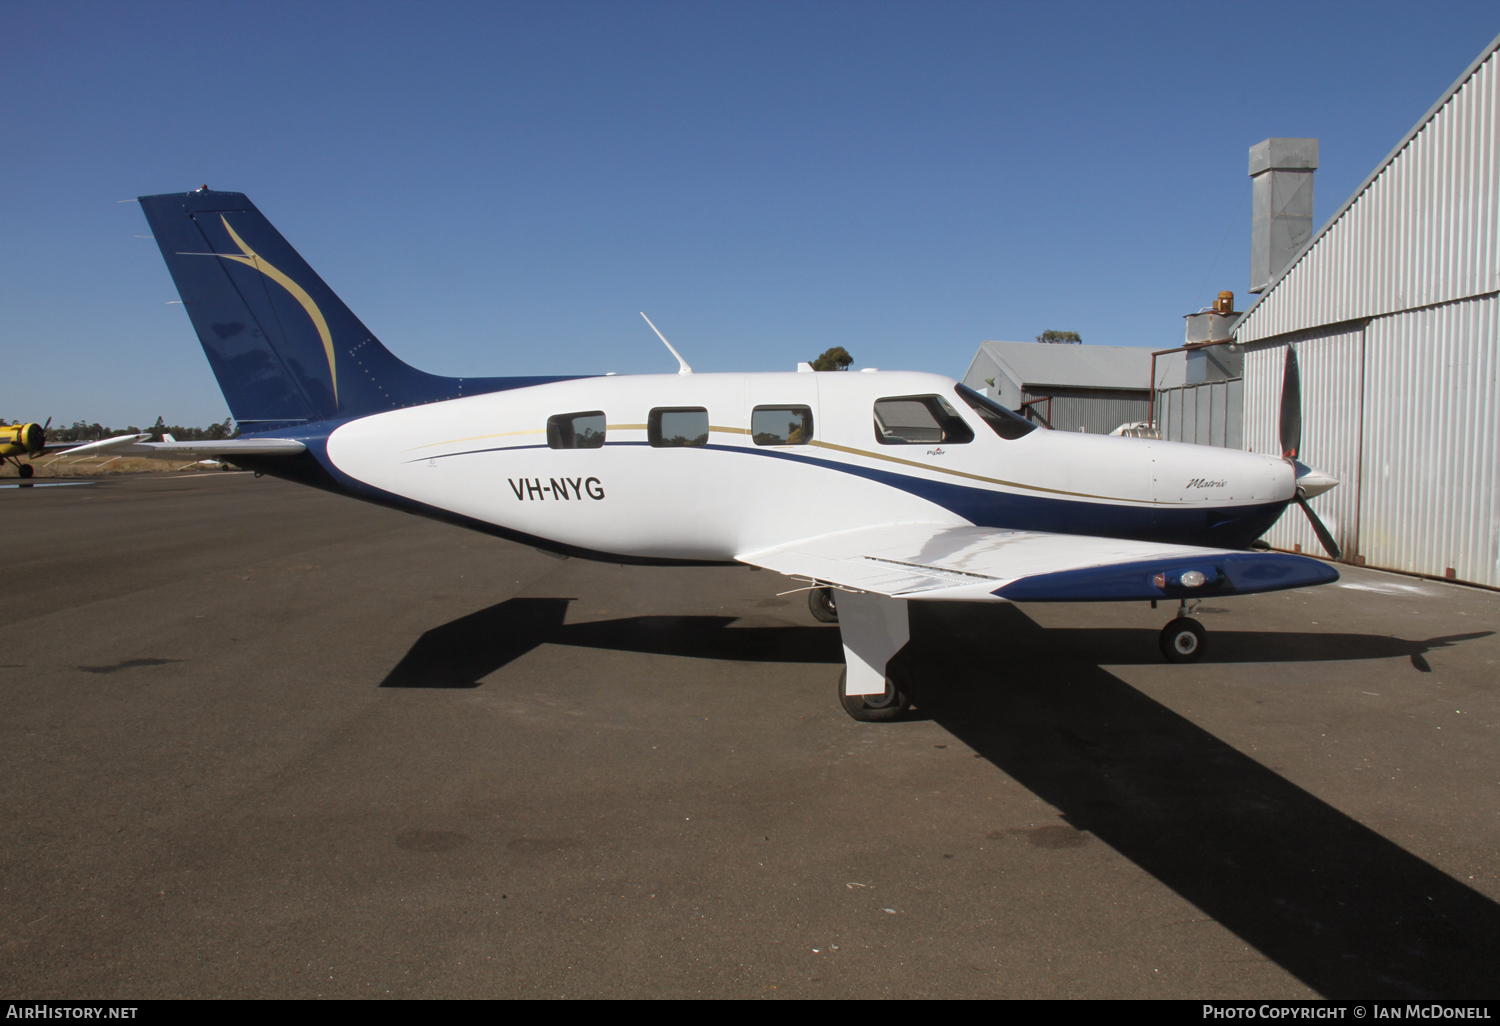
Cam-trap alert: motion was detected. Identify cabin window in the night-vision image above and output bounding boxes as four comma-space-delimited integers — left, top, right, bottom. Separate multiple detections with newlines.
547, 411, 607, 449
648, 407, 710, 447
751, 405, 813, 446
872, 395, 974, 445
955, 384, 1037, 440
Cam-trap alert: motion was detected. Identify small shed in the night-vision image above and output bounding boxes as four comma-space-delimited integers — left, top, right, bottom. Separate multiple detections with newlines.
961, 341, 1170, 434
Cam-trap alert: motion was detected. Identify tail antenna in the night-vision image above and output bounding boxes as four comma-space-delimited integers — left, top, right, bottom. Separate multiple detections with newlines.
639, 312, 693, 375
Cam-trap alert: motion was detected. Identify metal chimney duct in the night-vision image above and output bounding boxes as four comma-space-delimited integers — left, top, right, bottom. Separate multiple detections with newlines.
1248, 138, 1318, 293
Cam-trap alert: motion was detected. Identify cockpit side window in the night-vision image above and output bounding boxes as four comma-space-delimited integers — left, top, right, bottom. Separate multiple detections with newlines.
872, 395, 975, 445
955, 383, 1037, 440
547, 411, 607, 449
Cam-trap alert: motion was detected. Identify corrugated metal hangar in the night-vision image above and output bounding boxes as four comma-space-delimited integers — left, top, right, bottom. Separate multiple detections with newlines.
1234, 31, 1500, 588
962, 31, 1499, 589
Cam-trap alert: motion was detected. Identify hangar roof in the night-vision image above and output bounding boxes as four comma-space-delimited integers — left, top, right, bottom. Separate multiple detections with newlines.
1233, 30, 1500, 342
967, 340, 1152, 393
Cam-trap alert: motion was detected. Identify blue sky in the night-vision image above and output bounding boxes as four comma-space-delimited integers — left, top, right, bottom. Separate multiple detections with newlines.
2, 1, 1496, 427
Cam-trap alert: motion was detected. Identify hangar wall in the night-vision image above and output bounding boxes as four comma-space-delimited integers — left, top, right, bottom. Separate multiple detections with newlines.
1243, 325, 1366, 561
1018, 388, 1151, 435
1359, 295, 1500, 585
1234, 32, 1500, 588
1155, 378, 1243, 449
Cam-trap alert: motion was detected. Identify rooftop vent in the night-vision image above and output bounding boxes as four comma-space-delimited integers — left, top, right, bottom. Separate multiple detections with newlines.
1184, 290, 1238, 344
1248, 138, 1318, 293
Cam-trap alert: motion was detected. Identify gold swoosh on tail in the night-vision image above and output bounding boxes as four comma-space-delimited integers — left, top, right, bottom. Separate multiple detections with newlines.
216, 216, 338, 407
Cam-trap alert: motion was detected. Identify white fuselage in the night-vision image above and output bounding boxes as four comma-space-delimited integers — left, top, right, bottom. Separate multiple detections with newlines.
323, 371, 1295, 562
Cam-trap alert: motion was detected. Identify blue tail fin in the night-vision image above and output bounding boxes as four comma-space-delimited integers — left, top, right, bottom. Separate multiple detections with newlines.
139, 190, 573, 431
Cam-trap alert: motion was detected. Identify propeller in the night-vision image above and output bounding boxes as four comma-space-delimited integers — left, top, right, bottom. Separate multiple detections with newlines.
1279, 346, 1341, 560
1279, 349, 1300, 459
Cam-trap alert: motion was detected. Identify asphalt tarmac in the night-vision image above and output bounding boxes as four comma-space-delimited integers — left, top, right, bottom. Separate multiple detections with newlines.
2, 472, 1497, 999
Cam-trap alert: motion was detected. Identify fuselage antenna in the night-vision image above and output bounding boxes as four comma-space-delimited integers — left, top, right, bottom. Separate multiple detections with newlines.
640, 312, 692, 375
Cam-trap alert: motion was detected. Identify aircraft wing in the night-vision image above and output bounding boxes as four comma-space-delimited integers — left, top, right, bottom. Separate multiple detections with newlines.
55, 434, 306, 460
736, 522, 1338, 603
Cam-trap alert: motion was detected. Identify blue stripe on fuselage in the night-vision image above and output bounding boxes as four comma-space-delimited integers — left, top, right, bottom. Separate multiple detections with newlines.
694, 444, 1288, 550
411, 437, 1289, 551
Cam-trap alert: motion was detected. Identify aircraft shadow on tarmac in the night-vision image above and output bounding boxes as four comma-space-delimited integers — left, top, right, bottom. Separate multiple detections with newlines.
379, 597, 843, 689
379, 596, 1490, 689
383, 597, 1500, 999
905, 602, 1500, 1001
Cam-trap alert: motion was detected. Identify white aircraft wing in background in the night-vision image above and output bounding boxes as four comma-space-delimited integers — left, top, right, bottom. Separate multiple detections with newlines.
56, 434, 307, 460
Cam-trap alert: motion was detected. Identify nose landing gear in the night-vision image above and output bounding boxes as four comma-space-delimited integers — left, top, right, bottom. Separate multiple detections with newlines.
1158, 600, 1206, 663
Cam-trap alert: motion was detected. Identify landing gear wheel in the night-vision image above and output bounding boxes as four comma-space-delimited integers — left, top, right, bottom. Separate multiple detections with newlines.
1159, 617, 1205, 663
18, 463, 33, 479
808, 587, 839, 623
838, 667, 911, 723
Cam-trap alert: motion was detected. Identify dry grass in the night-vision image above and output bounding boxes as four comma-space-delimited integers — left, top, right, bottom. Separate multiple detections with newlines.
1, 455, 230, 478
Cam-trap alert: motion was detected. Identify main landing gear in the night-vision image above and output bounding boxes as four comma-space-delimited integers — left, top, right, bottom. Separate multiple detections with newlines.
808, 586, 839, 623
1158, 600, 1206, 663
830, 590, 912, 723
838, 667, 911, 722
17, 463, 33, 479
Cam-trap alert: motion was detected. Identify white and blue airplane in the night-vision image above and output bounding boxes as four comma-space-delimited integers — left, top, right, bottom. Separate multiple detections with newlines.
67, 188, 1342, 721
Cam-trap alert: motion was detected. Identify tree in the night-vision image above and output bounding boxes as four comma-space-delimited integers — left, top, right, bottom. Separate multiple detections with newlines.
810, 346, 853, 371
1035, 330, 1082, 344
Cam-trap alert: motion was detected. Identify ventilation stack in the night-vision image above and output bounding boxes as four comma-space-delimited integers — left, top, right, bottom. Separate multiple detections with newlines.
1248, 138, 1318, 293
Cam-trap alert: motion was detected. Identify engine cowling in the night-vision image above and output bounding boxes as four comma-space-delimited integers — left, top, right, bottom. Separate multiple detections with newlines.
3, 423, 46, 455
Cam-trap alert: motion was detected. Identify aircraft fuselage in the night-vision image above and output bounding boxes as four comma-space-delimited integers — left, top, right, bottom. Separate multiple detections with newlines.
289, 370, 1296, 564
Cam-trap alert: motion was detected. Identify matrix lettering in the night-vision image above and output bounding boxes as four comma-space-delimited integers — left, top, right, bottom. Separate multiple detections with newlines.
508, 477, 604, 501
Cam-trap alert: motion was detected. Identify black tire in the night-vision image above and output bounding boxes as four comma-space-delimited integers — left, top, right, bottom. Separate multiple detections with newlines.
838, 667, 910, 722
18, 463, 33, 479
808, 587, 839, 623
1159, 617, 1206, 663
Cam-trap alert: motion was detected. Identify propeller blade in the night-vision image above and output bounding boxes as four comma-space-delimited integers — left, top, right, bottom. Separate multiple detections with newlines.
1279, 346, 1301, 460
43, 417, 52, 430
1295, 496, 1341, 560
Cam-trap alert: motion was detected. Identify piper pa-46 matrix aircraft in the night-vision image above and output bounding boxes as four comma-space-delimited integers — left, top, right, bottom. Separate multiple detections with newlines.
71, 188, 1343, 721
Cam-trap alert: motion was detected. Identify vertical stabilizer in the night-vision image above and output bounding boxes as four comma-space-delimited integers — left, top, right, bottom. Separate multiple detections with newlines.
139, 190, 573, 431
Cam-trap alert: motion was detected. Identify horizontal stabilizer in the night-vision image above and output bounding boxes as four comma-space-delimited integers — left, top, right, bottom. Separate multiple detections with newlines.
57, 435, 306, 460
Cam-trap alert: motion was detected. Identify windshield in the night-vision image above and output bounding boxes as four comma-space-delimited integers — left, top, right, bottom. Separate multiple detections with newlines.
955, 383, 1037, 440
